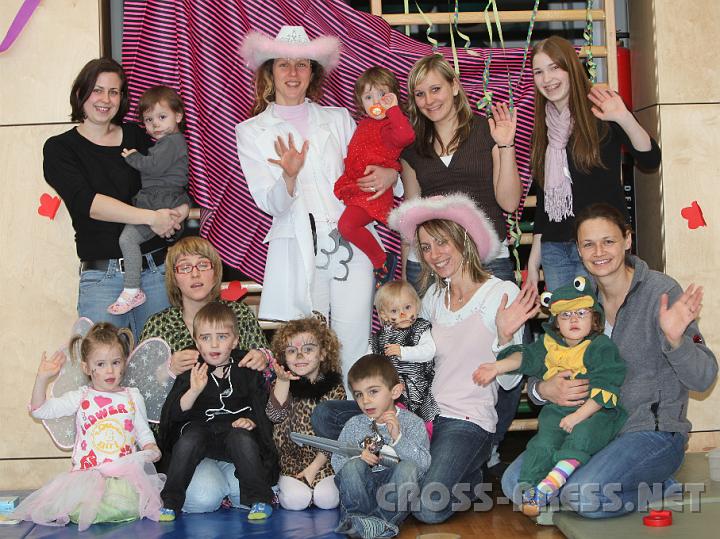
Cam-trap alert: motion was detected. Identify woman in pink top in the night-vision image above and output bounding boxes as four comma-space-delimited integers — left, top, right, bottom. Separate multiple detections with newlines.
387, 193, 534, 523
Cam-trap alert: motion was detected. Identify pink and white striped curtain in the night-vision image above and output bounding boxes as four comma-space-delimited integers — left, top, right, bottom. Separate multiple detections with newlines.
122, 0, 535, 283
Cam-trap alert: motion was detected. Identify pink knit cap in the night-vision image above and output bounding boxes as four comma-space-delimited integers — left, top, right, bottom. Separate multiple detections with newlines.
388, 193, 502, 263
241, 26, 341, 71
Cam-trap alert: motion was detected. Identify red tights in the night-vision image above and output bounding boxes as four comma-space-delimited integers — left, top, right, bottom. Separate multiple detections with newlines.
337, 205, 386, 269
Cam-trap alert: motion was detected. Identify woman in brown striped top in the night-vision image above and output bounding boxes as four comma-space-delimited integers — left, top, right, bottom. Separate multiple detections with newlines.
400, 53, 522, 288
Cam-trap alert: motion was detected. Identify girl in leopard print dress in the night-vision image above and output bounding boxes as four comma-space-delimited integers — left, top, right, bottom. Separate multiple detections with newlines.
266, 317, 345, 510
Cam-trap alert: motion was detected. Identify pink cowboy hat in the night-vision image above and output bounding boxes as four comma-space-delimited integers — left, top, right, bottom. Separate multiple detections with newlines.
241, 26, 341, 71
388, 193, 502, 263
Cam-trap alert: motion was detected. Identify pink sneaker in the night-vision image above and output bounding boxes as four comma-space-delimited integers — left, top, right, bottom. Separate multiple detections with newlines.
107, 289, 147, 315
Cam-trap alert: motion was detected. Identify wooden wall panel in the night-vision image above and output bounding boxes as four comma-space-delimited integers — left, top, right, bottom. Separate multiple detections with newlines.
0, 125, 80, 469
633, 106, 664, 272
631, 0, 720, 108
0, 0, 101, 126
628, 0, 659, 112
0, 460, 71, 490
659, 104, 720, 433
0, 0, 101, 489
630, 2, 720, 434
653, 0, 720, 105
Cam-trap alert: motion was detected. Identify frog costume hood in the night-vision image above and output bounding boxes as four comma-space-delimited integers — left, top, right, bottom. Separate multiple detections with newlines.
540, 276, 604, 341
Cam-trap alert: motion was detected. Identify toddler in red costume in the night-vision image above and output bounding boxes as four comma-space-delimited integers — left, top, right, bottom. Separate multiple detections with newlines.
335, 67, 415, 287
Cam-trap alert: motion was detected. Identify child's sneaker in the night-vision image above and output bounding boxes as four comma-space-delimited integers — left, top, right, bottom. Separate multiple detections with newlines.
158, 507, 175, 522
373, 252, 399, 289
521, 487, 549, 517
248, 502, 273, 520
107, 289, 146, 315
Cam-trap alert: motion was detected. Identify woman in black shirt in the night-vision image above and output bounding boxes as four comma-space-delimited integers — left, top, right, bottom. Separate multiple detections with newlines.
527, 36, 660, 292
43, 58, 186, 336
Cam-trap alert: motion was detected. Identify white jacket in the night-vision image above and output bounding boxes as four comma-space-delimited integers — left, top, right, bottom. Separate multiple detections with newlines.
235, 101, 356, 320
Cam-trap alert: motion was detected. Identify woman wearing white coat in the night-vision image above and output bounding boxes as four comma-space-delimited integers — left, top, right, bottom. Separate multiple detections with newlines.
236, 26, 397, 383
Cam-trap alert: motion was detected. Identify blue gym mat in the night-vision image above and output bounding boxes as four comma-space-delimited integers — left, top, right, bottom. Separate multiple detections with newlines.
0, 492, 344, 539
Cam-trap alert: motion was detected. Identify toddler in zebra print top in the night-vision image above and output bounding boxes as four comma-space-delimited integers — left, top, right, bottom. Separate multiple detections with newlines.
369, 281, 438, 436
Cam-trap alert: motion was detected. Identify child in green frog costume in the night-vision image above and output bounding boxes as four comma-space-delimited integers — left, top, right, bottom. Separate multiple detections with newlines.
473, 276, 627, 515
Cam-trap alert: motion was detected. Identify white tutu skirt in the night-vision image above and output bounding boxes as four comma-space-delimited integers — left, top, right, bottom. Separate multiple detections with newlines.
13, 450, 164, 531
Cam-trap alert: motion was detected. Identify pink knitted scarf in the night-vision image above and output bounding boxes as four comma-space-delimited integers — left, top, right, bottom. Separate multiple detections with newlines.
543, 102, 574, 222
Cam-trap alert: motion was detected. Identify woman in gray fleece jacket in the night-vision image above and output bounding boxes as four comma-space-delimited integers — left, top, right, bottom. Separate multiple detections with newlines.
501, 203, 717, 518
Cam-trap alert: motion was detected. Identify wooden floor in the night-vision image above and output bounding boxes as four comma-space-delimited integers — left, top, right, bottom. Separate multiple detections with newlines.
397, 491, 565, 539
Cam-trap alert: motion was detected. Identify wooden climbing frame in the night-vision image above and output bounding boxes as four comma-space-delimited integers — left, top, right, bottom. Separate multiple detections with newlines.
369, 0, 618, 89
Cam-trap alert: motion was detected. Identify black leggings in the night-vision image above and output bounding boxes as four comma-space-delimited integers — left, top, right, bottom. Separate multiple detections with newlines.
161, 421, 273, 511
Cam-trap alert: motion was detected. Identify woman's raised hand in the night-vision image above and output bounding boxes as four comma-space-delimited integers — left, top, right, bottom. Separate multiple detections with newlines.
659, 284, 703, 349
495, 285, 540, 344
268, 133, 309, 181
587, 85, 630, 123
488, 103, 517, 147
37, 350, 66, 381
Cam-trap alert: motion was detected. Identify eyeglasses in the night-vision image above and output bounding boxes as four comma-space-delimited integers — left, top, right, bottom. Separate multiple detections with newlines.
557, 309, 592, 320
174, 260, 213, 274
284, 343, 319, 356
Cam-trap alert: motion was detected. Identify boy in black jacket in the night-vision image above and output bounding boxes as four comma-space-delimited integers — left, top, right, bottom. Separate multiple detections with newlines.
158, 302, 278, 521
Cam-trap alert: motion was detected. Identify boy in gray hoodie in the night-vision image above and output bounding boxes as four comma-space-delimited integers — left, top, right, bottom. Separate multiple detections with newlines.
333, 354, 430, 539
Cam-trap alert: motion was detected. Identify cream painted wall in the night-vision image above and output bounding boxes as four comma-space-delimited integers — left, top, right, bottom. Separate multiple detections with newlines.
629, 1, 720, 435
0, 1, 101, 125
0, 1, 101, 489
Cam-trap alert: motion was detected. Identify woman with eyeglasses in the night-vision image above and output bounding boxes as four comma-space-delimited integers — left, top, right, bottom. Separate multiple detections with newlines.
140, 236, 271, 513
43, 58, 188, 337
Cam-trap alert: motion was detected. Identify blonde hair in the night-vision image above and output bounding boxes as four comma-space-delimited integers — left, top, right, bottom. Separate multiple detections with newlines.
416, 219, 490, 294
250, 59, 326, 116
164, 237, 223, 309
531, 36, 608, 187
192, 302, 238, 338
374, 280, 421, 313
270, 317, 341, 377
406, 54, 473, 157
69, 322, 134, 373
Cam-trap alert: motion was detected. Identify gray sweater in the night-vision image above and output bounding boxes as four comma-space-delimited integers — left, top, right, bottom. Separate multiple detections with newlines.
530, 256, 717, 435
125, 132, 190, 210
331, 408, 431, 474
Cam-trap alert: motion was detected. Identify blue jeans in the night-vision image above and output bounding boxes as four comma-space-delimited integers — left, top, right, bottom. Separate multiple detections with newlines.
501, 430, 686, 519
77, 257, 169, 340
312, 400, 362, 440
183, 459, 241, 513
413, 416, 493, 524
484, 256, 515, 283
540, 241, 588, 292
484, 255, 523, 449
406, 259, 422, 295
336, 459, 420, 527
